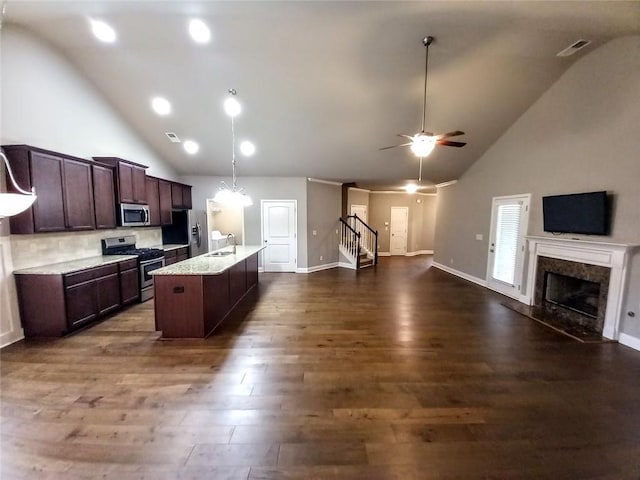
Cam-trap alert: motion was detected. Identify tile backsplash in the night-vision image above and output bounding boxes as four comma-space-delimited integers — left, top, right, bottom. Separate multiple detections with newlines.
10, 228, 162, 270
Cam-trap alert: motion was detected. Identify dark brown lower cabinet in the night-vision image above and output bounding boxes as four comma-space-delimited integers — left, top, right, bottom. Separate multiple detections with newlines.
97, 272, 121, 316
154, 252, 258, 338
119, 260, 140, 305
176, 246, 189, 263
164, 250, 177, 266
65, 280, 99, 329
15, 260, 136, 337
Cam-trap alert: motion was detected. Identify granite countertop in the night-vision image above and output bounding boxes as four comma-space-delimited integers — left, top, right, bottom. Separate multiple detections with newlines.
161, 244, 190, 252
152, 245, 265, 276
13, 255, 138, 275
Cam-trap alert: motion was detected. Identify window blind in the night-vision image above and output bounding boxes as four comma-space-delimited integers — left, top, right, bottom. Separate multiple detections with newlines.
492, 203, 522, 285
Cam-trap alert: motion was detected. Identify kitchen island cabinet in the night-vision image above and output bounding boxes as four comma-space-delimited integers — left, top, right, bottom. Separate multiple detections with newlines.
152, 246, 264, 338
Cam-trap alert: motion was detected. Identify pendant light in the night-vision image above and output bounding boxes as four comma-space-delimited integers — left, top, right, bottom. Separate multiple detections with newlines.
213, 89, 253, 207
0, 151, 37, 218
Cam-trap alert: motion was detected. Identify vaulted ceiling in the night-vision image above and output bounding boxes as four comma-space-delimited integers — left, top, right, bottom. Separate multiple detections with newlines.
4, 1, 639, 191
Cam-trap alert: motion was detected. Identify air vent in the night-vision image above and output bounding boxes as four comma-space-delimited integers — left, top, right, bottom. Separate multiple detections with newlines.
165, 132, 181, 143
556, 39, 592, 57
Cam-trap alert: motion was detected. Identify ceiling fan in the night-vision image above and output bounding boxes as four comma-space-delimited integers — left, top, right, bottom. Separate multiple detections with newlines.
380, 36, 466, 157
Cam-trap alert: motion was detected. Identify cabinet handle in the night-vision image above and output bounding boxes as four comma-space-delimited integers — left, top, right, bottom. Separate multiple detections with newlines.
173, 286, 184, 294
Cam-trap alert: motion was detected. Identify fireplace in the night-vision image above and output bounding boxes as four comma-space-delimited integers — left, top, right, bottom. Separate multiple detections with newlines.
526, 236, 636, 340
545, 273, 601, 318
534, 256, 610, 334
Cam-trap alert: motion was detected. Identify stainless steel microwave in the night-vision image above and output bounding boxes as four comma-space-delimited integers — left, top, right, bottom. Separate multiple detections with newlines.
119, 203, 150, 227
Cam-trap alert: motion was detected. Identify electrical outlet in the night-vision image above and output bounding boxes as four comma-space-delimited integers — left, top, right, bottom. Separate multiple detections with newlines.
320, 255, 323, 261
476, 234, 483, 241
335, 229, 339, 234
450, 258, 454, 265
312, 230, 317, 236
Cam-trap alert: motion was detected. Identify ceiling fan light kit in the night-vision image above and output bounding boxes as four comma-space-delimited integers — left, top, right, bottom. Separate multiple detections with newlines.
380, 35, 467, 163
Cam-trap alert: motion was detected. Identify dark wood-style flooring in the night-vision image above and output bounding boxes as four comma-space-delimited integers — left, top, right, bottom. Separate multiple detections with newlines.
2, 256, 640, 479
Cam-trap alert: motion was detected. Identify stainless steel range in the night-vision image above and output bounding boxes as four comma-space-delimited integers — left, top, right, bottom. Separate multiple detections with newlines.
101, 236, 165, 302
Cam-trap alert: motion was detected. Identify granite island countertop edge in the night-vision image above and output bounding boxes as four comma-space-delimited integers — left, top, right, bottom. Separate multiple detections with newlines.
152, 245, 265, 276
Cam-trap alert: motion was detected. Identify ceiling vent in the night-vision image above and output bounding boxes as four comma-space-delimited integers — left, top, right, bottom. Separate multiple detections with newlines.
165, 132, 181, 143
556, 39, 591, 57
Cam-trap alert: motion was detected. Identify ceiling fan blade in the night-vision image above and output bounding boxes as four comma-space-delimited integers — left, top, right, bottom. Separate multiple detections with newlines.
436, 130, 465, 139
437, 140, 467, 147
397, 134, 416, 140
379, 143, 412, 151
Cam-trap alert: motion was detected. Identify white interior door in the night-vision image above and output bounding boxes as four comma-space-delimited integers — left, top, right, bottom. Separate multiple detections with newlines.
390, 207, 408, 256
350, 204, 367, 222
487, 194, 530, 299
261, 200, 297, 272
350, 204, 368, 241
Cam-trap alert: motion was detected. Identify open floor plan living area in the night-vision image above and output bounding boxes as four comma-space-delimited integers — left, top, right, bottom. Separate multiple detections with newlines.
1, 1, 639, 478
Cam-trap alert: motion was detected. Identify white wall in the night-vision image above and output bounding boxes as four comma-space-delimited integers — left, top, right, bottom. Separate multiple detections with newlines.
0, 26, 177, 347
1, 25, 177, 180
433, 36, 640, 341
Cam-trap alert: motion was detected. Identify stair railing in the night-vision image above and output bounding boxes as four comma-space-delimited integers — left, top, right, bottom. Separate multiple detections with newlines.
347, 214, 378, 266
339, 217, 361, 268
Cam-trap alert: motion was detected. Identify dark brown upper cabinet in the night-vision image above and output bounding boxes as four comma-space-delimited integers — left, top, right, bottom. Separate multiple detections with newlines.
158, 179, 173, 224
2, 145, 96, 234
93, 157, 147, 205
145, 176, 161, 226
92, 164, 117, 229
147, 176, 174, 226
171, 182, 193, 210
63, 159, 95, 230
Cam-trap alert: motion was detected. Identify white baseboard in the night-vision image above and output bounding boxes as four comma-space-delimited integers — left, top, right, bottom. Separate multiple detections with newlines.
432, 262, 487, 288
378, 250, 434, 257
338, 261, 357, 270
406, 250, 434, 257
619, 333, 640, 352
297, 262, 339, 274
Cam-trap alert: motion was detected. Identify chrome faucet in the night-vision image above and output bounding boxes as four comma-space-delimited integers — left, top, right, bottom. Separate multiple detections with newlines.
226, 233, 236, 254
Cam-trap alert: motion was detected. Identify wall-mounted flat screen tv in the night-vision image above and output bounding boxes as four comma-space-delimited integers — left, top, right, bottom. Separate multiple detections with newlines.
542, 191, 609, 235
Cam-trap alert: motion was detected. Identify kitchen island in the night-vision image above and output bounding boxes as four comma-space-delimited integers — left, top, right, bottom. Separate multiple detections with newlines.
152, 245, 265, 338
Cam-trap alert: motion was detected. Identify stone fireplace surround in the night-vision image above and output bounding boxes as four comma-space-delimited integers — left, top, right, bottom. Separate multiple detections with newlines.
525, 236, 637, 340
534, 256, 611, 334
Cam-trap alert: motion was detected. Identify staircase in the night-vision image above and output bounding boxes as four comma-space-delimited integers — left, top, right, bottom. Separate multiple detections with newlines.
339, 215, 378, 270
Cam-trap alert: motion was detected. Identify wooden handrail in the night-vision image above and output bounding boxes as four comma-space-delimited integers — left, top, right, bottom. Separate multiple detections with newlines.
346, 214, 378, 266
339, 217, 361, 267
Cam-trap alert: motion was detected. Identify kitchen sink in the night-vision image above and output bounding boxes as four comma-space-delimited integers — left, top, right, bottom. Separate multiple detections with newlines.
206, 250, 234, 257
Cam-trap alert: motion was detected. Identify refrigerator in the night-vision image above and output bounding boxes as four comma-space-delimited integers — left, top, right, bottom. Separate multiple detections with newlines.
161, 209, 209, 257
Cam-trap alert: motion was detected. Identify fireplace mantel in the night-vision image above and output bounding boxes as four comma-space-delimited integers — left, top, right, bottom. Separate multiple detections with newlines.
525, 236, 639, 340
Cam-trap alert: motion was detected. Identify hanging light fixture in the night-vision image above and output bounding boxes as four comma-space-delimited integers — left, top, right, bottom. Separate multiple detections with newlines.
0, 151, 37, 218
213, 89, 253, 207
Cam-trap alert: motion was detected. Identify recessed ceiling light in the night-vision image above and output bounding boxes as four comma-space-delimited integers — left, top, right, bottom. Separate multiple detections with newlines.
189, 19, 211, 44
90, 19, 116, 43
183, 140, 199, 155
151, 97, 171, 116
405, 184, 418, 194
224, 97, 241, 117
240, 141, 256, 156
